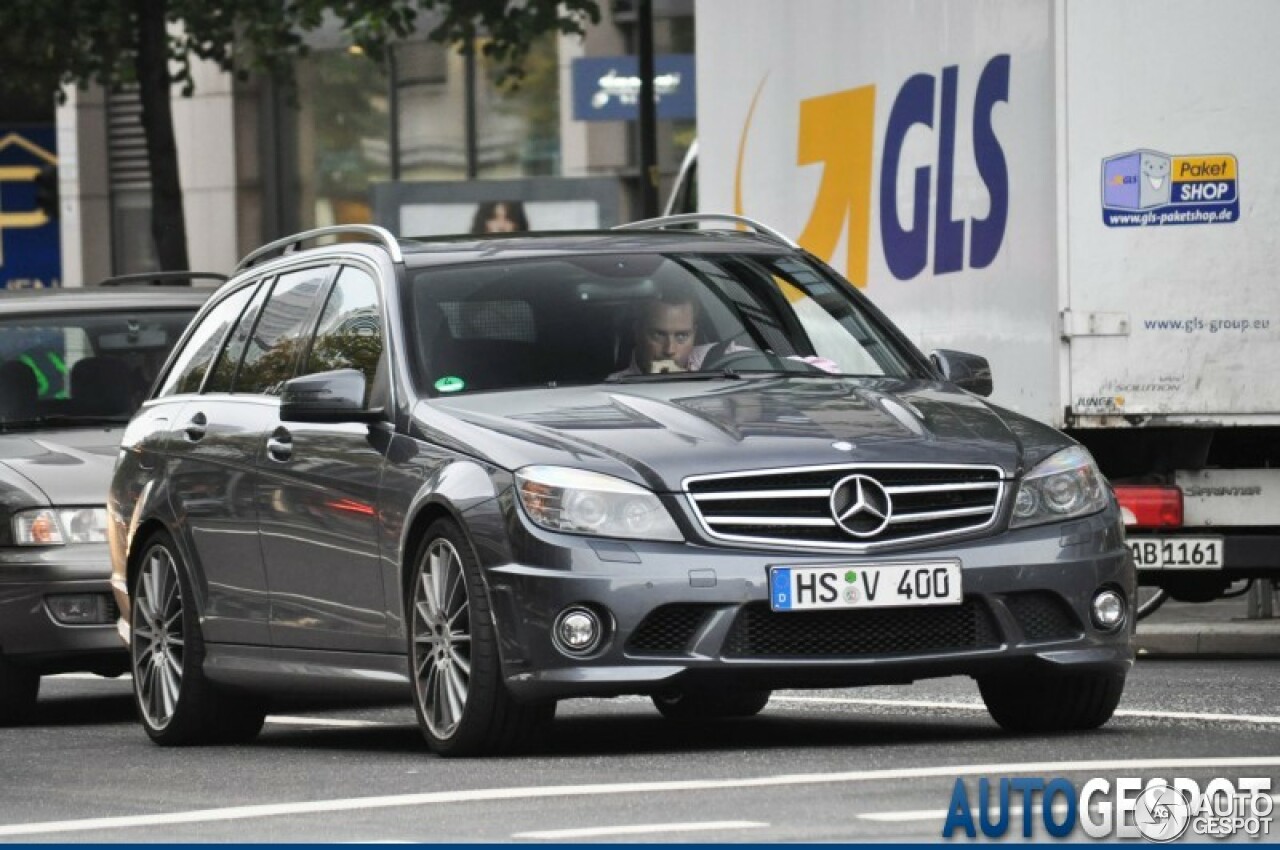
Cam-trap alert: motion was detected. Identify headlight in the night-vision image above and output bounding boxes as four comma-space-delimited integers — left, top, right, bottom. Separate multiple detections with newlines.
11, 508, 109, 546
1010, 446, 1108, 529
515, 466, 683, 542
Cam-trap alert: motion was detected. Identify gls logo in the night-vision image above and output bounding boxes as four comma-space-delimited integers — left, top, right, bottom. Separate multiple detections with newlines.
734, 55, 1011, 288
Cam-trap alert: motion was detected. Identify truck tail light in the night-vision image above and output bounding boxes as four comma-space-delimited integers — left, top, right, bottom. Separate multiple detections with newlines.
1113, 485, 1183, 529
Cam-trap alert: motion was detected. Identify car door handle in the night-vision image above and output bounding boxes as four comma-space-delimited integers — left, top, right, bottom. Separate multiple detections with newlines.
266, 428, 292, 462
184, 412, 207, 442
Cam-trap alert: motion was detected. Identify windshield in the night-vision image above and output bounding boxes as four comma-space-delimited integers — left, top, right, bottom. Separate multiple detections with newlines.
0, 310, 196, 428
405, 252, 925, 396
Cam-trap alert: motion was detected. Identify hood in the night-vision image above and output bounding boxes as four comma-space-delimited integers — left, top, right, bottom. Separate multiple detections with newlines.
415, 378, 1071, 491
0, 428, 122, 506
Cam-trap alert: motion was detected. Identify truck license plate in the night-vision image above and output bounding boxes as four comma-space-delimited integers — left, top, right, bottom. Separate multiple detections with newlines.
1128, 537, 1224, 570
769, 562, 962, 611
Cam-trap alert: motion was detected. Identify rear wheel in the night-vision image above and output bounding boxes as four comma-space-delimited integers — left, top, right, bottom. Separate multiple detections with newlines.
131, 533, 265, 745
978, 670, 1125, 733
652, 688, 772, 720
0, 656, 39, 725
1136, 587, 1170, 620
408, 519, 553, 756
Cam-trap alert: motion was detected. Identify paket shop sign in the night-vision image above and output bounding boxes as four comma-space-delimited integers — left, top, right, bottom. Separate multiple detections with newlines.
1101, 149, 1240, 227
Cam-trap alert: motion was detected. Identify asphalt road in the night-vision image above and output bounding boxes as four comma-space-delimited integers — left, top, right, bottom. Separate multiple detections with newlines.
1, 660, 1276, 843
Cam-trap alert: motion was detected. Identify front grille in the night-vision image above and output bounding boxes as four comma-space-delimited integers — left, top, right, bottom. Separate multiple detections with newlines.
723, 599, 1000, 657
627, 604, 714, 654
1004, 591, 1083, 642
685, 464, 1004, 550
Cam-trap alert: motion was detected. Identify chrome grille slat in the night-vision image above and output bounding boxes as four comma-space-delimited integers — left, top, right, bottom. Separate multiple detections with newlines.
684, 463, 1005, 551
693, 489, 831, 501
706, 516, 837, 527
887, 505, 993, 525
886, 482, 1000, 495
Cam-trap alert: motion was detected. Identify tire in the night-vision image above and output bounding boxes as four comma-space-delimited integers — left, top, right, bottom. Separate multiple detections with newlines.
652, 688, 771, 720
0, 656, 39, 726
408, 518, 554, 757
130, 532, 266, 745
978, 670, 1125, 733
1136, 587, 1170, 621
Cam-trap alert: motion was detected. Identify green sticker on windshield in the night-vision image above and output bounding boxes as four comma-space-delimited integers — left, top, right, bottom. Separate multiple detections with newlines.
435, 376, 466, 393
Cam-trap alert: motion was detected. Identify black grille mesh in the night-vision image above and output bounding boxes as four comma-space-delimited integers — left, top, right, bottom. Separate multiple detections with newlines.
1004, 591, 1083, 642
627, 604, 714, 654
723, 599, 1000, 657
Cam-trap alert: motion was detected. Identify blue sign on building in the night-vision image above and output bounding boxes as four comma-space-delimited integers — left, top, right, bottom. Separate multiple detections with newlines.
571, 54, 696, 122
0, 126, 60, 289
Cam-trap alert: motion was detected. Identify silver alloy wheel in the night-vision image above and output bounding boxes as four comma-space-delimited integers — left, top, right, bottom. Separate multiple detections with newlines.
132, 546, 185, 730
412, 538, 473, 739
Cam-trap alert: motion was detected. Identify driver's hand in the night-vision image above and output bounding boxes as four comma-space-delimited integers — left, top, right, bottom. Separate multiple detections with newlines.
648, 359, 687, 374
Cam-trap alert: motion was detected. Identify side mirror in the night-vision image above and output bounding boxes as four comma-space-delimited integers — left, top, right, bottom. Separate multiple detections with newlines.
930, 349, 993, 397
279, 369, 381, 424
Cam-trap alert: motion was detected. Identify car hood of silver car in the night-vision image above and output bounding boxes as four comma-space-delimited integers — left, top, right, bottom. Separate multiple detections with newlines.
0, 429, 122, 508
418, 377, 1072, 490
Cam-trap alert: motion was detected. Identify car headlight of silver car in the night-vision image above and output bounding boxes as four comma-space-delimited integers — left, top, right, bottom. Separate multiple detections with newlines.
1010, 446, 1109, 529
11, 507, 110, 545
515, 466, 683, 542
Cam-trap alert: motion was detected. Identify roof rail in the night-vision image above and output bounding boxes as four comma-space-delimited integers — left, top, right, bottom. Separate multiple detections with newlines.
98, 271, 228, 287
613, 213, 799, 249
234, 224, 403, 274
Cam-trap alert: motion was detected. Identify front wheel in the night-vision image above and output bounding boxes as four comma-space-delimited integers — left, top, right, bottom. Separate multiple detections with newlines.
130, 533, 265, 745
408, 519, 553, 756
978, 670, 1125, 733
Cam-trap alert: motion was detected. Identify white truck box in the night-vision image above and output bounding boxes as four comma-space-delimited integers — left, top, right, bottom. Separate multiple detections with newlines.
692, 0, 1280, 597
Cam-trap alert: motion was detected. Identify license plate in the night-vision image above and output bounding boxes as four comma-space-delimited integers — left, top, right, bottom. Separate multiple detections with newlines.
769, 562, 962, 611
1128, 536, 1224, 570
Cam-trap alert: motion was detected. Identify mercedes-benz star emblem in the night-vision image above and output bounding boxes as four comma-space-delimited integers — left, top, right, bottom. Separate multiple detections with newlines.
829, 474, 893, 538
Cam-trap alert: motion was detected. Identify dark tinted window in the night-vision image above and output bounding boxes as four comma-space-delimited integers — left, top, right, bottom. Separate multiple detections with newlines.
157, 287, 255, 397
304, 266, 383, 390
204, 281, 268, 393
236, 267, 329, 395
0, 309, 199, 421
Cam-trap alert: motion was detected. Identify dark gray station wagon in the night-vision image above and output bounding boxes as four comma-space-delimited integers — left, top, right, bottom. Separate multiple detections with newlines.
109, 216, 1134, 756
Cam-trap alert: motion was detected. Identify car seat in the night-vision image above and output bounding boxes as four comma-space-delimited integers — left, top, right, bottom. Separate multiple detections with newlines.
0, 360, 39, 422
70, 356, 142, 416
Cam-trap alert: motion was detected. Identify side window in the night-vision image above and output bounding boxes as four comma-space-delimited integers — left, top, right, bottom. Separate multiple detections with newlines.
235, 267, 330, 395
156, 286, 255, 397
204, 281, 268, 393
304, 266, 384, 393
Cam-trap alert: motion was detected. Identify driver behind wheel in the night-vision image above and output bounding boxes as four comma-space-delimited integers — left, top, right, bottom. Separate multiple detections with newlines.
607, 282, 839, 379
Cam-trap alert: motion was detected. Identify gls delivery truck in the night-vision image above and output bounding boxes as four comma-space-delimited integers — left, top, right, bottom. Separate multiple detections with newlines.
689, 0, 1279, 605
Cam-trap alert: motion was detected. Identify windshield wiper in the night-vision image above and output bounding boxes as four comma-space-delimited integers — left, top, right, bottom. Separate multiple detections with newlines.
606, 368, 748, 384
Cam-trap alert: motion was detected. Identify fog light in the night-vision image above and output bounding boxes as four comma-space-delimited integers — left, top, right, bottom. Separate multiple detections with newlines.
1091, 589, 1126, 631
46, 593, 115, 625
553, 607, 602, 656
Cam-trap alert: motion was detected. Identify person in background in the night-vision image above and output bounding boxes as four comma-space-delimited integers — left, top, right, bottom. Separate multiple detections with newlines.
471, 200, 529, 234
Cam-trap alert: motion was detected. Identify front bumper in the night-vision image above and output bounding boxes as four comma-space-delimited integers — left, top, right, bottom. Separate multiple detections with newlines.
0, 544, 128, 675
487, 509, 1135, 702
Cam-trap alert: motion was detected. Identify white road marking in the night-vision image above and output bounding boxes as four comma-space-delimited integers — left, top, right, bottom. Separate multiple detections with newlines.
1, 756, 1277, 837
513, 820, 768, 839
265, 716, 393, 729
769, 695, 1280, 725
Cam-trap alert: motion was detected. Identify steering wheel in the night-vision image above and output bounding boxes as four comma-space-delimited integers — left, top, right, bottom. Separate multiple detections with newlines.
699, 346, 787, 373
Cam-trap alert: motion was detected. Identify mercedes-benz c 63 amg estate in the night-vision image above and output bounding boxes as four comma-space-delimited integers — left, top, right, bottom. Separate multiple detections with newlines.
108, 216, 1134, 756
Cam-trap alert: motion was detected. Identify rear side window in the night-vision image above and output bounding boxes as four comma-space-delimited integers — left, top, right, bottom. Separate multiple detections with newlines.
204, 281, 269, 393
156, 286, 255, 397
304, 266, 384, 391
236, 267, 330, 395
